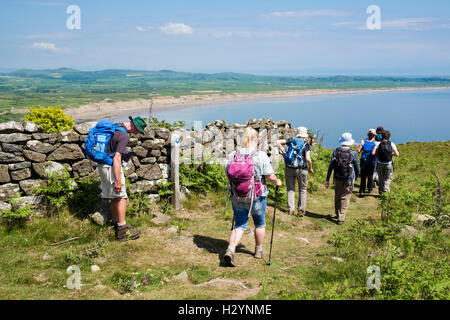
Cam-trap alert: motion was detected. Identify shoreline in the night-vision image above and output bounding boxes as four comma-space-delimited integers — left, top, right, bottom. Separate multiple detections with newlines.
65, 86, 450, 122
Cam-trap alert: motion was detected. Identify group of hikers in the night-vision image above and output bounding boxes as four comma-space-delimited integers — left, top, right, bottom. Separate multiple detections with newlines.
85, 116, 399, 267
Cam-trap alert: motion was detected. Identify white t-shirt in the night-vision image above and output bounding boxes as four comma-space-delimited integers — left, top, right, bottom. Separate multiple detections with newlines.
375, 141, 397, 164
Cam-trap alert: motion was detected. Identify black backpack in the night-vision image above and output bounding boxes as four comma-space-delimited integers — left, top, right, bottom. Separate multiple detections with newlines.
333, 147, 353, 179
377, 140, 393, 163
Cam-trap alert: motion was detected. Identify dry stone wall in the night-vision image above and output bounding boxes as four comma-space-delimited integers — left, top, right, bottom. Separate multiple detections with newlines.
0, 118, 312, 215
0, 121, 171, 213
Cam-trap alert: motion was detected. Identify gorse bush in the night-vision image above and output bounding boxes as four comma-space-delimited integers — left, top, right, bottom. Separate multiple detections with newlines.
24, 105, 74, 134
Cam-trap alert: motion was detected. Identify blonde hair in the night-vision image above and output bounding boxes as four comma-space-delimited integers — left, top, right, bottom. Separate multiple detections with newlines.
243, 127, 258, 148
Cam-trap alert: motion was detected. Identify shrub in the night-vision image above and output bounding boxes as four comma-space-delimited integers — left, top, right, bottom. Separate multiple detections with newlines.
24, 105, 74, 134
1, 195, 33, 230
180, 162, 228, 193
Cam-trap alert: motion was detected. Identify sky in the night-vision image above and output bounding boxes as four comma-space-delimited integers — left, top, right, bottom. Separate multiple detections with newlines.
1, 0, 450, 75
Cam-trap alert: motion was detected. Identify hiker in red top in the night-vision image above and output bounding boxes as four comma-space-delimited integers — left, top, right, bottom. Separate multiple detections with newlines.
223, 127, 282, 267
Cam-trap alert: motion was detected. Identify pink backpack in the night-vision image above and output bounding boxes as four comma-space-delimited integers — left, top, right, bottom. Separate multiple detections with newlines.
226, 150, 263, 202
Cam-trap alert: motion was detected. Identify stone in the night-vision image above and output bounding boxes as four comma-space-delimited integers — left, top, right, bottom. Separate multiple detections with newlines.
47, 144, 84, 161
10, 168, 32, 181
91, 212, 105, 226
123, 160, 135, 176
132, 156, 141, 168
26, 140, 56, 153
57, 130, 80, 143
136, 164, 162, 180
130, 180, 155, 193
32, 161, 66, 178
132, 146, 148, 158
195, 278, 248, 290
180, 186, 190, 201
32, 133, 54, 140
400, 225, 418, 238
140, 157, 157, 164
298, 237, 310, 245
202, 129, 214, 144
8, 162, 31, 171
155, 128, 170, 140
0, 133, 31, 143
91, 265, 100, 272
72, 159, 96, 177
331, 256, 344, 262
158, 156, 168, 163
414, 214, 436, 225
171, 271, 189, 283
0, 121, 24, 134
151, 212, 171, 225
92, 199, 112, 224
73, 122, 97, 135
0, 201, 12, 214
149, 149, 161, 157
147, 194, 160, 202
15, 195, 44, 208
19, 179, 46, 196
167, 225, 179, 233
23, 122, 43, 133
127, 172, 138, 183
0, 152, 25, 163
23, 150, 46, 162
143, 127, 155, 139
2, 143, 24, 153
142, 139, 165, 149
0, 164, 10, 183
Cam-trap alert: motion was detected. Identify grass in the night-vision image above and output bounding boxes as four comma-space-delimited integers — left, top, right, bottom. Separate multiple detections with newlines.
0, 141, 448, 299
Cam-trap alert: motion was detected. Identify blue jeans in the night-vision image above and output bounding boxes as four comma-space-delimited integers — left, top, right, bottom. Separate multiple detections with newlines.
232, 196, 267, 230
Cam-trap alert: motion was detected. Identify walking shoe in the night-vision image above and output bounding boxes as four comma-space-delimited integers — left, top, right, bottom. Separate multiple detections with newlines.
254, 247, 264, 259
116, 224, 141, 242
337, 220, 345, 225
224, 248, 236, 267
297, 210, 304, 217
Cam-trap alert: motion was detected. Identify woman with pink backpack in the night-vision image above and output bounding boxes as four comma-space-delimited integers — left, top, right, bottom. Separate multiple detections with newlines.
224, 127, 282, 267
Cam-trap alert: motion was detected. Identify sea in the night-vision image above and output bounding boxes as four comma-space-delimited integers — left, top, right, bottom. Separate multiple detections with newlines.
124, 89, 450, 148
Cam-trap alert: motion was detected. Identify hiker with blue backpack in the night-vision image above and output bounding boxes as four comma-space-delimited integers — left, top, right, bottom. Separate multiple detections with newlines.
357, 128, 377, 197
85, 116, 147, 241
324, 132, 360, 225
276, 127, 313, 217
224, 127, 282, 267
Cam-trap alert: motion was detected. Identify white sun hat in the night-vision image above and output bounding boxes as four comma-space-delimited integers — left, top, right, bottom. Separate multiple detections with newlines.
295, 126, 308, 138
338, 132, 355, 146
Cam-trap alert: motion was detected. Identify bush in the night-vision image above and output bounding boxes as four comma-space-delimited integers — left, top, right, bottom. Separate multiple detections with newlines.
180, 162, 228, 193
1, 195, 33, 230
24, 105, 74, 134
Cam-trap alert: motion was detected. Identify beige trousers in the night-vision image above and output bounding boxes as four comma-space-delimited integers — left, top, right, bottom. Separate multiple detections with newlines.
334, 179, 354, 222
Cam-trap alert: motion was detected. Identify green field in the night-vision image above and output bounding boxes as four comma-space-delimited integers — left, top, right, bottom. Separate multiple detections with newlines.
0, 141, 448, 299
1, 68, 450, 122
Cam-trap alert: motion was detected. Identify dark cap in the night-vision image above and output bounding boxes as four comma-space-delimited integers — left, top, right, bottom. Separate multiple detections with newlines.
129, 116, 147, 133
376, 126, 384, 133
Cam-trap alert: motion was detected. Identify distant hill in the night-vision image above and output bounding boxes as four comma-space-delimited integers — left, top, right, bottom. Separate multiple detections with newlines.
0, 68, 449, 116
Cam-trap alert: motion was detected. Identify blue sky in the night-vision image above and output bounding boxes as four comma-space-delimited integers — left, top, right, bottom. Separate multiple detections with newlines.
1, 0, 450, 75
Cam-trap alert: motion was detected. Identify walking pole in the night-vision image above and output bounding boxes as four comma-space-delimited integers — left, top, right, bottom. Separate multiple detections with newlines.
267, 186, 279, 266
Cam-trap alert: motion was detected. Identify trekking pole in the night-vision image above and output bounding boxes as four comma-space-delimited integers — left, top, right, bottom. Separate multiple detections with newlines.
267, 186, 279, 266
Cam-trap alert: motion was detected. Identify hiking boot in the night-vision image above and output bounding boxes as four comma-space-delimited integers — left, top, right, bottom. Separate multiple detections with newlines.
337, 220, 345, 225
224, 248, 236, 267
254, 247, 264, 259
116, 224, 141, 242
297, 210, 304, 217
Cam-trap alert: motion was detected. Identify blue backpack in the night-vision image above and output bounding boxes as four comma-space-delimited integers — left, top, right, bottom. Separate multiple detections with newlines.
284, 137, 306, 168
84, 120, 128, 166
360, 140, 376, 165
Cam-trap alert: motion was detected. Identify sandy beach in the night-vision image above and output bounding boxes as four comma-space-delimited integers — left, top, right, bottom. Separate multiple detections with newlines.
66, 86, 450, 122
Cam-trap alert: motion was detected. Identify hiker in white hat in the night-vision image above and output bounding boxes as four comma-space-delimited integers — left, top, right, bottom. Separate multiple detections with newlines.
276, 126, 313, 217
324, 132, 359, 225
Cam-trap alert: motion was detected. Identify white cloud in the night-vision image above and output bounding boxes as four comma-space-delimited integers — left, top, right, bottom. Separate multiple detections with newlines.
136, 26, 146, 32
31, 42, 59, 52
262, 10, 349, 18
212, 31, 233, 39
160, 23, 193, 35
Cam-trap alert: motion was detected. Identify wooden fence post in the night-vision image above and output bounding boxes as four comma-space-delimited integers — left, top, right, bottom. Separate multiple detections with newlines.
171, 133, 181, 210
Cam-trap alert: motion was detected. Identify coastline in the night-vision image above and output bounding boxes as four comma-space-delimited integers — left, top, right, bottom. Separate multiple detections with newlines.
65, 86, 450, 122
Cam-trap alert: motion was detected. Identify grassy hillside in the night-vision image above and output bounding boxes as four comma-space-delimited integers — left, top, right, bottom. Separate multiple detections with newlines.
1, 68, 449, 120
0, 141, 448, 299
